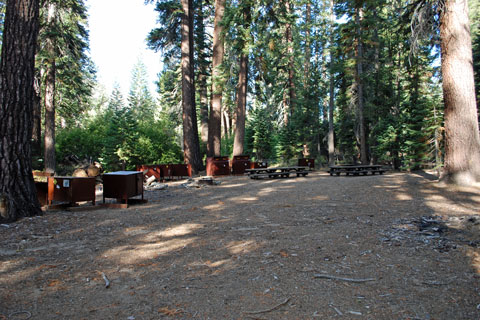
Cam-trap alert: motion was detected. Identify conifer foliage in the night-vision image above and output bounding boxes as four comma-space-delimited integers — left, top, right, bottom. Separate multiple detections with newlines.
145, 0, 478, 179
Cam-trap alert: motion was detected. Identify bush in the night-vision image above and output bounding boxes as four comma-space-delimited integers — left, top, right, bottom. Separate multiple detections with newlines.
56, 127, 102, 162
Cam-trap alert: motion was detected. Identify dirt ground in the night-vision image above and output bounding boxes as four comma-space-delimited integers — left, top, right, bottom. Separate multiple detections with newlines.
1, 170, 480, 319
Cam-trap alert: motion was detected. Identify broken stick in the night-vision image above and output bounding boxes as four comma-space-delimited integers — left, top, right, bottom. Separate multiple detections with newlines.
244, 297, 291, 315
101, 272, 110, 288
329, 304, 343, 316
313, 274, 375, 283
8, 311, 32, 320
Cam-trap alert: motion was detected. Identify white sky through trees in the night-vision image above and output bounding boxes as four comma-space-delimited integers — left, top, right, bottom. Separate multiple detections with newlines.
86, 0, 162, 97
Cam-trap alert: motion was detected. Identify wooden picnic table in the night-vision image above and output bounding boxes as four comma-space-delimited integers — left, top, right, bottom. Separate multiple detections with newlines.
245, 166, 310, 179
328, 164, 386, 176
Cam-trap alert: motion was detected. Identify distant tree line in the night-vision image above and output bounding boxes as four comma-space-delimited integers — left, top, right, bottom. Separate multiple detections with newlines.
0, 0, 479, 221
148, 0, 480, 181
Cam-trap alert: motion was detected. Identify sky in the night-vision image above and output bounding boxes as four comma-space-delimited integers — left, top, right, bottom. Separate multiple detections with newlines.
86, 0, 163, 98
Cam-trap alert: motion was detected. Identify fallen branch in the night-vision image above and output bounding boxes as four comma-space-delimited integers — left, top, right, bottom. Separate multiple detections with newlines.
244, 297, 290, 315
421, 280, 450, 286
158, 307, 183, 316
8, 311, 32, 319
101, 272, 110, 288
313, 274, 376, 283
329, 304, 343, 316
348, 310, 362, 315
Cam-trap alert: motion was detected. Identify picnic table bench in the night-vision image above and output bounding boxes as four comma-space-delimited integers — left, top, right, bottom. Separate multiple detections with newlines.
245, 166, 310, 179
328, 165, 387, 176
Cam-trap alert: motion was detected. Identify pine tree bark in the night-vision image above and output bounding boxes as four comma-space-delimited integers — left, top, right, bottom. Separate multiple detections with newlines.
208, 0, 226, 157
44, 61, 56, 172
32, 74, 42, 158
233, 2, 250, 157
440, 0, 480, 185
233, 53, 248, 156
199, 72, 209, 146
370, 8, 381, 165
44, 2, 56, 173
181, 0, 203, 173
0, 0, 42, 222
303, 0, 313, 157
285, 0, 296, 122
328, 0, 335, 166
355, 6, 368, 164
196, 0, 209, 147
222, 109, 231, 139
304, 1, 311, 89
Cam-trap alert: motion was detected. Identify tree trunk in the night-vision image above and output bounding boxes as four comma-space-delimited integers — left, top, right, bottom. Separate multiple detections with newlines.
328, 64, 335, 166
181, 0, 203, 173
0, 0, 42, 222
440, 0, 480, 185
199, 72, 209, 146
304, 0, 314, 155
208, 0, 226, 157
44, 2, 56, 173
233, 2, 250, 157
328, 0, 335, 166
286, 0, 296, 121
355, 6, 368, 164
233, 53, 248, 156
222, 109, 230, 140
196, 0, 209, 147
434, 105, 442, 175
44, 60, 56, 172
373, 8, 381, 110
370, 8, 381, 165
304, 1, 311, 89
32, 73, 42, 158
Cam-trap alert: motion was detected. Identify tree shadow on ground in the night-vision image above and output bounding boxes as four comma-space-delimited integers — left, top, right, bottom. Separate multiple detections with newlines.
411, 169, 440, 181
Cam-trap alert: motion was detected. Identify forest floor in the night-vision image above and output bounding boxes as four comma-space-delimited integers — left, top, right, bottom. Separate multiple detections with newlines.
1, 170, 480, 319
